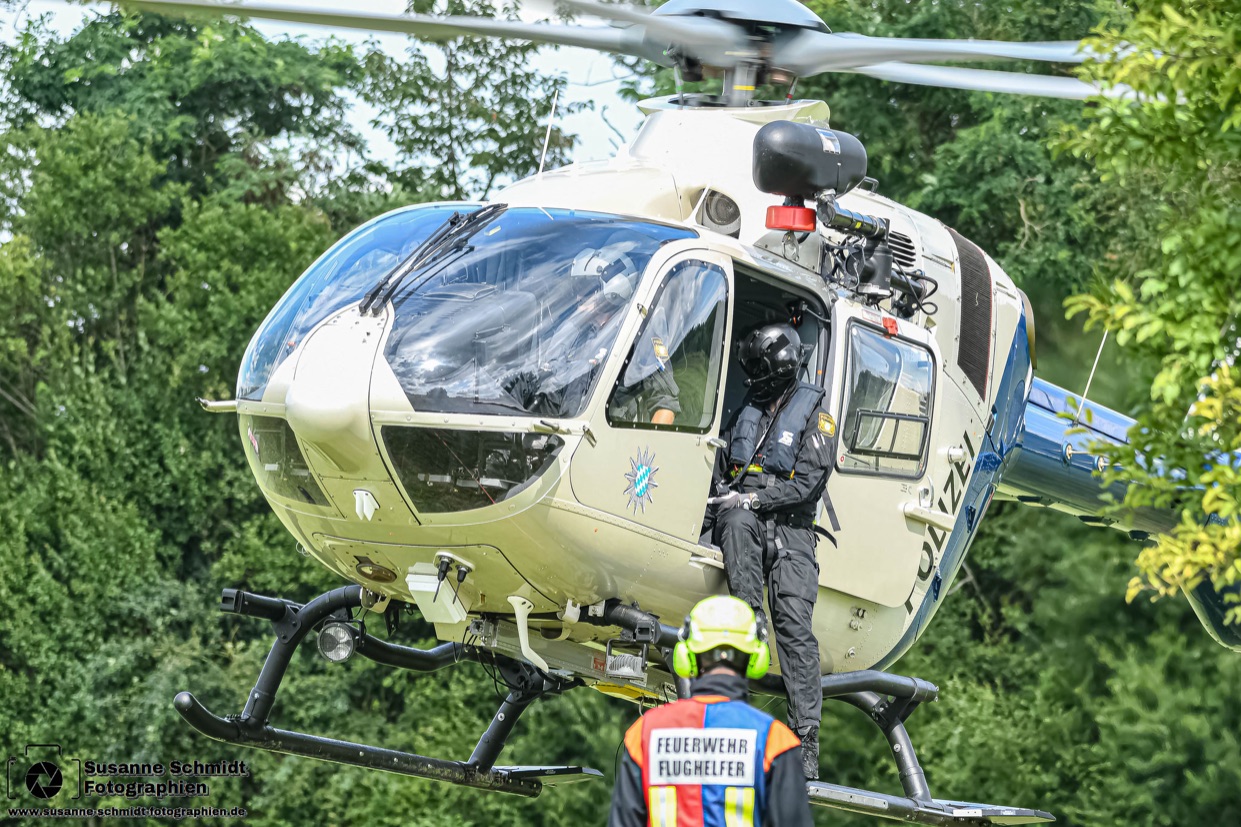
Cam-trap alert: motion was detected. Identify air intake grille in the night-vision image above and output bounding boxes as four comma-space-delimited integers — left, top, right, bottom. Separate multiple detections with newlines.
948, 228, 993, 399
888, 230, 918, 270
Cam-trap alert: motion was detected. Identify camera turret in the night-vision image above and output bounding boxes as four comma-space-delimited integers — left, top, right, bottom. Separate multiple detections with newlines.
753, 120, 893, 302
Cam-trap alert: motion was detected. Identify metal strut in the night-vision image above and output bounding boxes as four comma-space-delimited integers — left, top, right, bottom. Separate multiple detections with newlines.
804, 671, 1055, 826
174, 586, 601, 797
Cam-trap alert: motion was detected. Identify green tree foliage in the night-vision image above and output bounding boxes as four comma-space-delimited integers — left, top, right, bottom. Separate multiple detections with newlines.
360, 0, 585, 199
0, 7, 617, 825
1, 2, 1239, 826
1058, 1, 1241, 614
2, 10, 363, 197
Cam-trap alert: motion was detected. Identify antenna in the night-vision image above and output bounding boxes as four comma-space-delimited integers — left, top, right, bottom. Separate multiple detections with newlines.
538, 88, 560, 177
1074, 330, 1108, 426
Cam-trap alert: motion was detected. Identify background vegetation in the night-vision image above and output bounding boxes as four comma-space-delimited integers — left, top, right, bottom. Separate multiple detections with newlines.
1, 1, 1238, 825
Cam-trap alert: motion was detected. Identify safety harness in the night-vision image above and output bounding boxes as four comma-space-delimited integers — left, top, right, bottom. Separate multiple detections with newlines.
726, 382, 840, 544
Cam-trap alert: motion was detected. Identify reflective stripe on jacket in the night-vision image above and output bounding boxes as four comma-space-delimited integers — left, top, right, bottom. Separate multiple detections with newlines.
621, 694, 801, 827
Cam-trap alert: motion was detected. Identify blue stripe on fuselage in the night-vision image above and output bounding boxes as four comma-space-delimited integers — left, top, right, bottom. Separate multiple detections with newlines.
875, 312, 1031, 670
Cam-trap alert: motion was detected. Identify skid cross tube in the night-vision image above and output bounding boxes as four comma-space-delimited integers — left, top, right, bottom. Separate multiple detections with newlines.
238, 586, 357, 727
469, 692, 533, 772
821, 670, 939, 705
820, 672, 935, 805
174, 586, 599, 797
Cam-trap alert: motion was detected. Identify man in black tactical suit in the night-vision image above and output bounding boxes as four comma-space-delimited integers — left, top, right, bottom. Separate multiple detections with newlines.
707, 322, 835, 780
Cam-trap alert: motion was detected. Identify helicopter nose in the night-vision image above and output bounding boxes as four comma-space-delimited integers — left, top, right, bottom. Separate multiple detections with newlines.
284, 311, 387, 475
285, 362, 356, 437
285, 379, 357, 453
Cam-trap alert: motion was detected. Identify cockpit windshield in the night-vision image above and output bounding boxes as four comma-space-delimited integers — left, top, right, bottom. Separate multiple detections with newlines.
237, 203, 478, 401
383, 209, 696, 417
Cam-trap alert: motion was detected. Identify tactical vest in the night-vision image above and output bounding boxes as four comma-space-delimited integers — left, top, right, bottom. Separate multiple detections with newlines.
728, 382, 824, 479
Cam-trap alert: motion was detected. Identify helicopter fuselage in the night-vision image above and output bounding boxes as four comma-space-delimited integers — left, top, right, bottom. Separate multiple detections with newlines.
228, 97, 1176, 702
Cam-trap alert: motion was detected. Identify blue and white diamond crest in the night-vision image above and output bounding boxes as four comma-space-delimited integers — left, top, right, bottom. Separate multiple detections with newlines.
623, 447, 659, 513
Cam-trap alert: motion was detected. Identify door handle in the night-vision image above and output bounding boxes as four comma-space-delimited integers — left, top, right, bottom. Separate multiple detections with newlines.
534, 419, 596, 446
706, 437, 726, 450
902, 502, 956, 532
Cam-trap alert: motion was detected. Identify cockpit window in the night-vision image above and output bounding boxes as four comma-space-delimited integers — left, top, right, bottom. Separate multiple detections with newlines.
607, 260, 729, 432
383, 209, 695, 417
839, 324, 934, 477
237, 204, 477, 401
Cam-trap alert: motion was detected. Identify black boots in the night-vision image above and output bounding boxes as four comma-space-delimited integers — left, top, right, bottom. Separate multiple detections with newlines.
755, 609, 770, 643
798, 727, 819, 780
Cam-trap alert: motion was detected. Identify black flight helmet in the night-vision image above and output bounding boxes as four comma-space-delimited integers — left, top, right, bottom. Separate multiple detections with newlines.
739, 323, 802, 402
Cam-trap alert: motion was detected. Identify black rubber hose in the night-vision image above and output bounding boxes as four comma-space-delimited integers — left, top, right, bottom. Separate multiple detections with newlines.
581, 601, 681, 649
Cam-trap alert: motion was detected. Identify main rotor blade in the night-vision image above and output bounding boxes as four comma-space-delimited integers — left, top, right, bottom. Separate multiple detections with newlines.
551, 0, 659, 27
849, 62, 1119, 100
778, 30, 1088, 75
123, 0, 652, 59
552, 0, 749, 62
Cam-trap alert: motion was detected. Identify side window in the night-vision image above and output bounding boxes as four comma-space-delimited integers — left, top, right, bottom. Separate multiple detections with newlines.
839, 325, 934, 477
607, 261, 728, 432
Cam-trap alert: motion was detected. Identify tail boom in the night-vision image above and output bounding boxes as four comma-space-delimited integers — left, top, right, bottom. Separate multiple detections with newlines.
997, 378, 1175, 537
999, 378, 1240, 652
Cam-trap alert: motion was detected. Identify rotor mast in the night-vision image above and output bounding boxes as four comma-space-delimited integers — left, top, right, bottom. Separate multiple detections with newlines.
722, 62, 766, 107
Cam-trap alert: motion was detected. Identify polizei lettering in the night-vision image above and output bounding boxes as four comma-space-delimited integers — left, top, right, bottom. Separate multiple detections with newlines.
648, 727, 758, 787
905, 431, 978, 613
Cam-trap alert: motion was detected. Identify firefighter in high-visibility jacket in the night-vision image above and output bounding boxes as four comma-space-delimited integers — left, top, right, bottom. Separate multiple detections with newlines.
607, 596, 813, 827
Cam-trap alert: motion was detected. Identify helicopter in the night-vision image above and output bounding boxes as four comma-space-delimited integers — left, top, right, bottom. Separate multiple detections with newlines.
114, 0, 1238, 823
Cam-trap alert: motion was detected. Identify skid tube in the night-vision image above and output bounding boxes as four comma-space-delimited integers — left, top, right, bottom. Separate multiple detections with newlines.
174, 586, 601, 797
796, 671, 1054, 826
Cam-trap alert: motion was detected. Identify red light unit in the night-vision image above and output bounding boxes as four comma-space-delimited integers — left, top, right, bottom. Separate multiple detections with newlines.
765, 206, 817, 233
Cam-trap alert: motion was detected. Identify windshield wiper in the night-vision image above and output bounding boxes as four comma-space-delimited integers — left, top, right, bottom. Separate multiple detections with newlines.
360, 213, 462, 315
360, 203, 508, 316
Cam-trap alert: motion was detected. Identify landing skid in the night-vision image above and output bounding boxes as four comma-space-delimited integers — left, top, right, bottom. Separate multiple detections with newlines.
807, 783, 1053, 826
176, 586, 1051, 821
174, 586, 600, 797
800, 671, 1054, 825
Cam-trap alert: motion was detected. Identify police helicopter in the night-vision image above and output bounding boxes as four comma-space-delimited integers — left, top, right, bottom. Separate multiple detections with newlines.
120, 0, 1237, 823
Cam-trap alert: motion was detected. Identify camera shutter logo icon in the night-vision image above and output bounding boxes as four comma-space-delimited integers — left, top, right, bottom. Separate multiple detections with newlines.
24, 761, 63, 799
